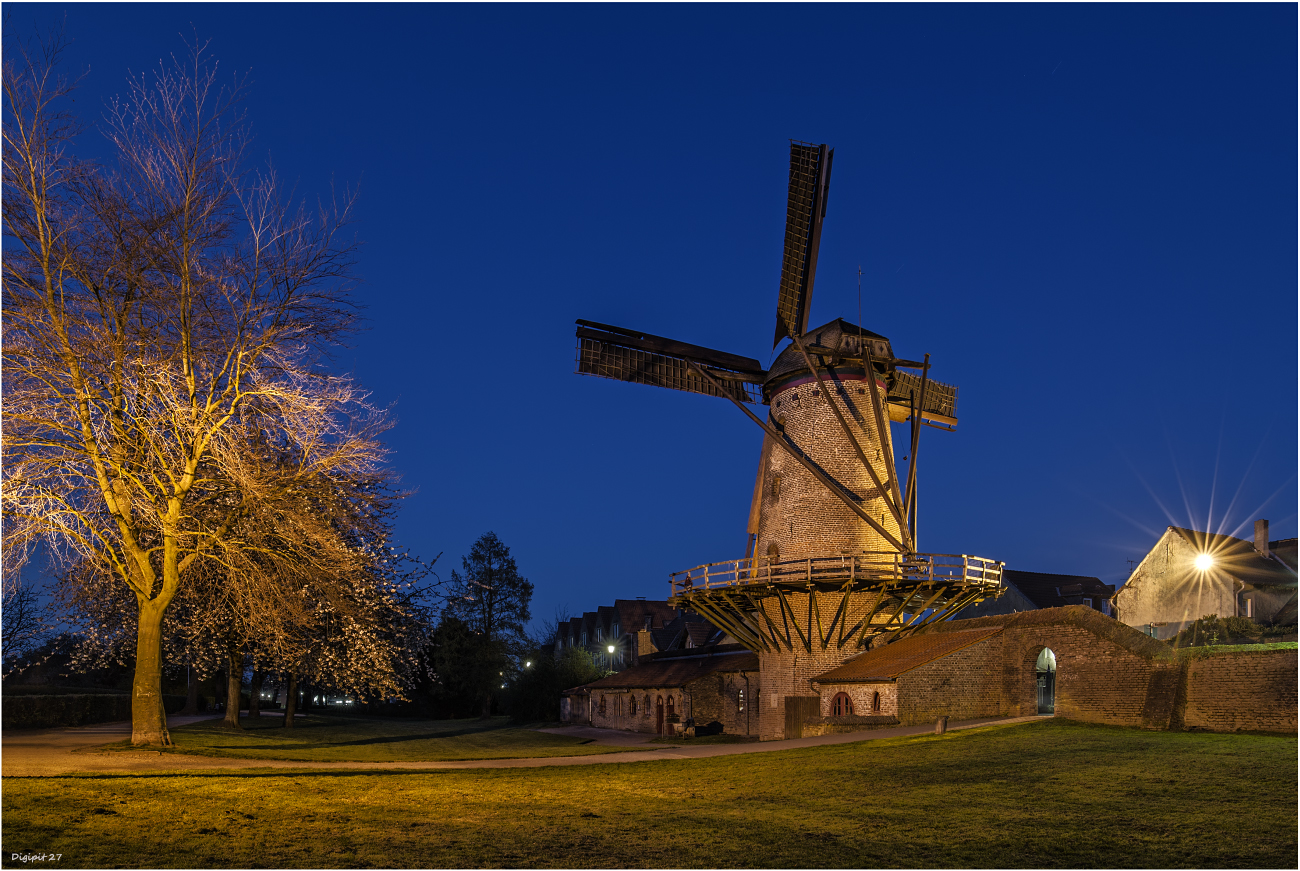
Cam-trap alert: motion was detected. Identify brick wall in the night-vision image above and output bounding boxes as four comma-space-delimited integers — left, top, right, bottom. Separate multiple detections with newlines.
896, 635, 1003, 725
1179, 649, 1297, 733
588, 686, 684, 734
755, 588, 890, 740
756, 374, 903, 562
816, 681, 896, 718
684, 670, 760, 736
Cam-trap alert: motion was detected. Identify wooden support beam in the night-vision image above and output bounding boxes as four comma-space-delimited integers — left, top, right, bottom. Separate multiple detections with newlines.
850, 587, 898, 649
829, 585, 854, 648
686, 594, 766, 652
717, 589, 772, 652
686, 360, 908, 553
774, 587, 812, 652
862, 349, 912, 550
791, 333, 910, 546
746, 590, 789, 650
809, 586, 827, 650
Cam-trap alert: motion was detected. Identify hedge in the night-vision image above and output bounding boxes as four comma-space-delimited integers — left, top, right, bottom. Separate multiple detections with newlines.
1, 693, 188, 729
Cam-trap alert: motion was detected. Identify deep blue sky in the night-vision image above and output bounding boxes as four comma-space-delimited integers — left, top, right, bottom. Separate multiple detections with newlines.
11, 3, 1297, 630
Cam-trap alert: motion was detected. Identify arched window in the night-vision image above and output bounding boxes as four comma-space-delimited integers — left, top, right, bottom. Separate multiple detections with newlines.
666, 696, 675, 717
767, 542, 780, 561
831, 692, 854, 716
871, 691, 881, 712
598, 695, 606, 716
644, 694, 651, 714
629, 696, 637, 716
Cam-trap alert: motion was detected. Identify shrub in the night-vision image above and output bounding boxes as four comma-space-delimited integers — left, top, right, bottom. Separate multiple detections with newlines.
1, 693, 188, 729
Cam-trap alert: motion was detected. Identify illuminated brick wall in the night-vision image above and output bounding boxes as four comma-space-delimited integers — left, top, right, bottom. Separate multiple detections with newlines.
755, 375, 904, 562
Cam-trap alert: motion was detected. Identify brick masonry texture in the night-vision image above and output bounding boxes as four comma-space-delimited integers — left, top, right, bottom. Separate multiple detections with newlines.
757, 376, 903, 562
585, 670, 760, 737
754, 589, 895, 740
777, 607, 1295, 735
1179, 649, 1297, 733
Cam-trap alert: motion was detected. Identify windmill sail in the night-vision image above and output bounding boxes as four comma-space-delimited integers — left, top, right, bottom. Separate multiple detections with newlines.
773, 141, 834, 348
575, 320, 766, 404
888, 370, 959, 426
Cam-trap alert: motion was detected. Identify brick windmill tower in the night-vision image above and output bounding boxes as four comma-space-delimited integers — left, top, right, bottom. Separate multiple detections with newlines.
574, 141, 1003, 739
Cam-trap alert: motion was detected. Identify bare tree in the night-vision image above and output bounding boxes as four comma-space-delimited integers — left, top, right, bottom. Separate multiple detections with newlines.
2, 35, 375, 746
2, 579, 50, 665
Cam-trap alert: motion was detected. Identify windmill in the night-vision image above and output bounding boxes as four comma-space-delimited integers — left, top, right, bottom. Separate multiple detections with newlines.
573, 141, 1002, 735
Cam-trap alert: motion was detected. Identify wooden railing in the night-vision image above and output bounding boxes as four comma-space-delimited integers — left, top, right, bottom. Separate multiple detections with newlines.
670, 551, 1003, 598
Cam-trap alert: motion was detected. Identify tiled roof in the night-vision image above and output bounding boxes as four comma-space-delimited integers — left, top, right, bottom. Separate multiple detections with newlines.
812, 627, 1004, 683
1003, 570, 1114, 609
1169, 527, 1297, 588
1272, 539, 1298, 572
581, 648, 759, 690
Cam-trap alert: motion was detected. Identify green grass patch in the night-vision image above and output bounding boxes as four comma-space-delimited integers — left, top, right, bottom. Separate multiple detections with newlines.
1177, 642, 1298, 660
90, 714, 628, 762
4, 719, 1294, 868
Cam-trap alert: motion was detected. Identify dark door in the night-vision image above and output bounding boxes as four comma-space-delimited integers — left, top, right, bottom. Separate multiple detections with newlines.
656, 696, 664, 735
784, 696, 819, 739
1036, 671, 1055, 714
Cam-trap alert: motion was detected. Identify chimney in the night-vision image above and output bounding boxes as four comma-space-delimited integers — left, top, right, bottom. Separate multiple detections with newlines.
1254, 519, 1270, 558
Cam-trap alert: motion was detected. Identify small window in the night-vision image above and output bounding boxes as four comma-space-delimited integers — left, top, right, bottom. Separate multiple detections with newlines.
767, 542, 780, 561
581, 631, 587, 646
644, 694, 651, 713
1082, 597, 1093, 609
644, 616, 652, 631
666, 696, 675, 717
1245, 597, 1254, 618
612, 623, 619, 637
771, 475, 781, 499
598, 695, 607, 716
630, 696, 637, 716
871, 691, 881, 712
831, 692, 854, 716
737, 689, 745, 713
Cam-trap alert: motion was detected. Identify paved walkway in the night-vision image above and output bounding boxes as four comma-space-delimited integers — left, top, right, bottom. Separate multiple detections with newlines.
2, 713, 1049, 777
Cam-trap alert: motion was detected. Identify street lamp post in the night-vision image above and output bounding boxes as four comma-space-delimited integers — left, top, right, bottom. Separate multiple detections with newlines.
607, 644, 616, 672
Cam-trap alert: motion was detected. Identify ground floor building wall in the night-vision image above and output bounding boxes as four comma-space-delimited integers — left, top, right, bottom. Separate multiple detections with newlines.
1178, 649, 1297, 733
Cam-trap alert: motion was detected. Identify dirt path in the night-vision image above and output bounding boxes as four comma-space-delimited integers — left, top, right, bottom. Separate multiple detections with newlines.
2, 714, 1048, 777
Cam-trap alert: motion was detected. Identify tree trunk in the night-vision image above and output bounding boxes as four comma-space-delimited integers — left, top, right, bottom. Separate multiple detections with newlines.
249, 670, 264, 719
130, 598, 173, 747
179, 661, 200, 716
223, 638, 243, 729
479, 691, 493, 719
284, 673, 299, 728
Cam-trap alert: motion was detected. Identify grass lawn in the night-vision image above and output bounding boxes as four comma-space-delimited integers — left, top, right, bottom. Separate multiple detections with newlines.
90, 714, 629, 763
4, 719, 1295, 868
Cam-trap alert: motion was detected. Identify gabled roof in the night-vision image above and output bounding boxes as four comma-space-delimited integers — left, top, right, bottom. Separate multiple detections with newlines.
1169, 527, 1297, 588
581, 648, 759, 690
612, 599, 678, 632
1003, 570, 1115, 609
1272, 539, 1298, 572
812, 627, 1004, 683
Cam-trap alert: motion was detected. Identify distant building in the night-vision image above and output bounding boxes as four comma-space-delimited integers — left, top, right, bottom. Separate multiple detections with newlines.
958, 569, 1116, 619
1112, 520, 1298, 640
564, 644, 760, 736
554, 599, 723, 671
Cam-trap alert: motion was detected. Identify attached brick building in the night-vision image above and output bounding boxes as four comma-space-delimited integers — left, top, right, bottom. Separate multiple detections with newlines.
566, 645, 760, 737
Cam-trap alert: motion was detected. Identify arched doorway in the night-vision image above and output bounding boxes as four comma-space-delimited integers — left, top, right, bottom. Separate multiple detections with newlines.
656, 695, 665, 735
1035, 648, 1056, 714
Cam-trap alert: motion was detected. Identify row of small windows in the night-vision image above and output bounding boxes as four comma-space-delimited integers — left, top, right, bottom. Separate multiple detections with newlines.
598, 694, 674, 717
830, 691, 881, 716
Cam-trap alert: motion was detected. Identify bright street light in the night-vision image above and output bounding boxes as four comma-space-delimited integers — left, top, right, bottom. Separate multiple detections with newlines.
1194, 553, 1214, 571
